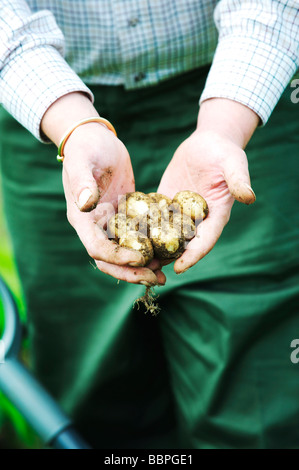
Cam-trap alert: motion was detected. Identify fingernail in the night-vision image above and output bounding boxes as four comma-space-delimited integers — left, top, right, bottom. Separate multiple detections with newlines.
140, 281, 151, 287
78, 188, 93, 210
176, 267, 188, 275
244, 183, 256, 201
140, 280, 158, 287
128, 259, 144, 267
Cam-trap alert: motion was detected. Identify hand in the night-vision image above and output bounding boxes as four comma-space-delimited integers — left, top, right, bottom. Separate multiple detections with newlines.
157, 98, 259, 274
41, 93, 165, 286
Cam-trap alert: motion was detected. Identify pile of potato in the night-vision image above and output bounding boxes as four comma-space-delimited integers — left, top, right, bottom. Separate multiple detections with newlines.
107, 190, 208, 266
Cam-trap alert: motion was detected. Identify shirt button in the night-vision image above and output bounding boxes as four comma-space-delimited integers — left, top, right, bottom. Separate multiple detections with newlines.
134, 72, 146, 83
128, 17, 140, 27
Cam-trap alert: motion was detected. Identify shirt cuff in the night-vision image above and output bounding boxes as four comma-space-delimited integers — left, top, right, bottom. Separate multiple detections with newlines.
200, 35, 298, 125
0, 45, 94, 142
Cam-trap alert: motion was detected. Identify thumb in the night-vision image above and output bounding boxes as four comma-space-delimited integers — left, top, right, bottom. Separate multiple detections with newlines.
223, 150, 256, 205
63, 159, 100, 212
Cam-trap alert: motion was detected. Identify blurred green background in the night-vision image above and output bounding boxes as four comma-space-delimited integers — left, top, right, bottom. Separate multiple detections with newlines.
0, 173, 40, 448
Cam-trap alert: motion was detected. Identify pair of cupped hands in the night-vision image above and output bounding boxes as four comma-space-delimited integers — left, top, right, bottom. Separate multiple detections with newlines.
42, 92, 258, 287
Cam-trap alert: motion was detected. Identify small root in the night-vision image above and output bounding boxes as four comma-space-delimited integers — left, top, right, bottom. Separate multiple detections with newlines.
134, 287, 161, 316
89, 260, 97, 270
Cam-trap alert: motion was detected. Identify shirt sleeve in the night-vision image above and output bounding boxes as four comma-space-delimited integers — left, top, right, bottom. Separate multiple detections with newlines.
200, 0, 299, 125
0, 0, 94, 142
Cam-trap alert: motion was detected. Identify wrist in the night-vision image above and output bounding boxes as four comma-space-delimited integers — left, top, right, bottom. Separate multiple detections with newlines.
57, 117, 117, 162
40, 91, 99, 146
197, 98, 259, 149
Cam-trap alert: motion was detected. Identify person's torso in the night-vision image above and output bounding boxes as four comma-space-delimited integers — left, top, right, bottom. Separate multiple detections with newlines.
27, 0, 218, 88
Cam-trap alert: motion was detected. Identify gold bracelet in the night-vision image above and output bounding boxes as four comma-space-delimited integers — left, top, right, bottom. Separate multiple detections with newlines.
56, 117, 117, 162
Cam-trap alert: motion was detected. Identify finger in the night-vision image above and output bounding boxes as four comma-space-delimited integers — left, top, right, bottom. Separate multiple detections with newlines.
154, 270, 167, 285
95, 260, 161, 285
82, 221, 147, 266
67, 212, 144, 268
174, 205, 232, 274
223, 150, 256, 205
146, 259, 161, 271
63, 156, 100, 212
64, 170, 144, 265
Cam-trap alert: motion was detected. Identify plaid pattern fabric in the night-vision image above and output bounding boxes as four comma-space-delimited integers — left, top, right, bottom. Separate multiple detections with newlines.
0, 1, 298, 141
201, 0, 299, 125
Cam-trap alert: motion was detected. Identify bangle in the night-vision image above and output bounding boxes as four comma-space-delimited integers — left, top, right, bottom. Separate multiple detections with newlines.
56, 116, 117, 162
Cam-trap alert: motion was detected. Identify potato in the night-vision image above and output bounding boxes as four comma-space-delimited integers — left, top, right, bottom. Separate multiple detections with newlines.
107, 191, 208, 314
172, 212, 196, 241
151, 224, 185, 260
118, 191, 151, 218
172, 190, 208, 222
147, 205, 163, 234
107, 213, 138, 240
157, 203, 195, 241
107, 190, 207, 267
143, 193, 171, 232
148, 193, 172, 210
119, 231, 154, 266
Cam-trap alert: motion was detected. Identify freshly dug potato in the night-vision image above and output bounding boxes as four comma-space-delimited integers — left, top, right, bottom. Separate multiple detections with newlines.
172, 211, 196, 241
144, 194, 171, 231
107, 213, 138, 240
151, 224, 185, 260
156, 202, 195, 241
107, 190, 208, 314
118, 191, 151, 218
119, 231, 154, 266
107, 190, 207, 266
148, 193, 172, 210
147, 205, 163, 233
172, 190, 209, 222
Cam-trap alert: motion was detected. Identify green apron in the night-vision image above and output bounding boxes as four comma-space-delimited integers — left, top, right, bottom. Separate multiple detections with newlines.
1, 66, 299, 449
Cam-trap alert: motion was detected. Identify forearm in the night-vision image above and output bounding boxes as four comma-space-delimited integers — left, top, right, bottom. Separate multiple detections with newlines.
197, 98, 259, 149
200, 1, 299, 131
0, 1, 93, 142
